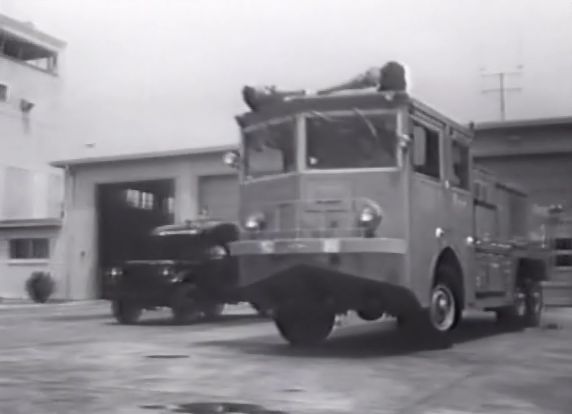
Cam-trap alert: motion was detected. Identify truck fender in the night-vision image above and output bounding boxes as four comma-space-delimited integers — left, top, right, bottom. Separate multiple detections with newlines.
430, 247, 465, 309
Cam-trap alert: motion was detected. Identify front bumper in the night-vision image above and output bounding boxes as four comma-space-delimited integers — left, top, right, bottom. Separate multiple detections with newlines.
230, 237, 407, 256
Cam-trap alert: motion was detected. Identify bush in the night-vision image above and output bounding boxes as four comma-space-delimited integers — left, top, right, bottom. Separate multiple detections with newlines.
25, 271, 55, 303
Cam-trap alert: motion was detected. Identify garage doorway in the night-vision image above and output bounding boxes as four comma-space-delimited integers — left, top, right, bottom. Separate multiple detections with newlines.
96, 179, 175, 298
198, 175, 239, 222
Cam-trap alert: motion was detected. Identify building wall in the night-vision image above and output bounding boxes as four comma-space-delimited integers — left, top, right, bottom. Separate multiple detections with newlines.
0, 226, 64, 299
62, 151, 233, 299
475, 124, 572, 210
0, 15, 65, 221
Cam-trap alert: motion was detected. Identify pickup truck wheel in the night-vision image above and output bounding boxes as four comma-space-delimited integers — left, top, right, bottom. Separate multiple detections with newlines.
202, 303, 225, 320
250, 302, 271, 317
357, 309, 384, 321
274, 307, 335, 347
171, 284, 200, 324
495, 284, 526, 330
524, 281, 543, 327
112, 300, 141, 325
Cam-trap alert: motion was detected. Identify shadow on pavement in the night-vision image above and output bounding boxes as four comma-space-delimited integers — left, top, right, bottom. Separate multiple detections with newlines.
104, 313, 270, 328
41, 313, 112, 322
196, 316, 522, 359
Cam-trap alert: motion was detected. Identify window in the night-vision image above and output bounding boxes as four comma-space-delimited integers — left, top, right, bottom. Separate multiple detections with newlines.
124, 189, 155, 210
163, 197, 175, 215
554, 237, 572, 268
555, 238, 572, 250
9, 238, 50, 259
0, 29, 59, 74
0, 83, 7, 102
306, 113, 398, 170
244, 118, 296, 179
413, 123, 440, 179
451, 140, 470, 190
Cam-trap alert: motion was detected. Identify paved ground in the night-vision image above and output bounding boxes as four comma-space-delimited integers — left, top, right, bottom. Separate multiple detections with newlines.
0, 302, 571, 414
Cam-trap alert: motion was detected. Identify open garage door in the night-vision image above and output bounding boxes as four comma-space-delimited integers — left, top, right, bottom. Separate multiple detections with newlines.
198, 175, 239, 222
97, 179, 175, 299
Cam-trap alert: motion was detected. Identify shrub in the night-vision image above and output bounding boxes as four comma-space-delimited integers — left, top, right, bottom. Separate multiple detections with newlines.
25, 271, 55, 303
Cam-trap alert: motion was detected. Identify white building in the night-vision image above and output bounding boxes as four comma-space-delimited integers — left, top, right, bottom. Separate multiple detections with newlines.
0, 13, 66, 300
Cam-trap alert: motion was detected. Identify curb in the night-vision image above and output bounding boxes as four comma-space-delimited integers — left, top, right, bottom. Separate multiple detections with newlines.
0, 300, 104, 310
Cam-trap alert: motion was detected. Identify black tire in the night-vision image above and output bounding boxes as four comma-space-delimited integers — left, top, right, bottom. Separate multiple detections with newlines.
495, 284, 526, 330
112, 300, 141, 325
202, 303, 225, 320
405, 266, 461, 349
523, 281, 543, 327
274, 307, 335, 347
357, 309, 384, 322
250, 302, 271, 317
171, 284, 200, 324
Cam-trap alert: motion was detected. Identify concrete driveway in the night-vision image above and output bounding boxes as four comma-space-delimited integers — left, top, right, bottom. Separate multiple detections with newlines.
0, 302, 571, 414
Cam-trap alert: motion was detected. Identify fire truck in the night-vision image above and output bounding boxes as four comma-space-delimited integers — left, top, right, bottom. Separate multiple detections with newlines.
224, 83, 550, 347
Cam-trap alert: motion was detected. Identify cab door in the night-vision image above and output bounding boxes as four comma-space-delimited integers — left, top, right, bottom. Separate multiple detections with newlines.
444, 131, 475, 303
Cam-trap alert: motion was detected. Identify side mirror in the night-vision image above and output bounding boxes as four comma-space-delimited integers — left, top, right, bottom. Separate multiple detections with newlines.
412, 126, 427, 166
223, 151, 240, 169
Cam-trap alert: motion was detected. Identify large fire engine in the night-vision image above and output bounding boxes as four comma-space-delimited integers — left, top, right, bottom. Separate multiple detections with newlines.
224, 69, 550, 347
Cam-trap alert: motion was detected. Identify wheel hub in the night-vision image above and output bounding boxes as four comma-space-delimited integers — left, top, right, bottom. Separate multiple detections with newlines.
430, 286, 456, 332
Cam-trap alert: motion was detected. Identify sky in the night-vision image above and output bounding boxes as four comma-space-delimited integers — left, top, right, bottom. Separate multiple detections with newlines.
2, 0, 572, 159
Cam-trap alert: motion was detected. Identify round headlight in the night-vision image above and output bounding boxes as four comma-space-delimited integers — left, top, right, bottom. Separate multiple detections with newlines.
358, 203, 382, 235
209, 246, 227, 260
108, 267, 123, 277
244, 212, 266, 232
161, 267, 173, 277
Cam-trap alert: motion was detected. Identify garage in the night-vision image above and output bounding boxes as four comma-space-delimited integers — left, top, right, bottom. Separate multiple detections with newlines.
97, 179, 175, 298
198, 174, 239, 222
51, 145, 238, 300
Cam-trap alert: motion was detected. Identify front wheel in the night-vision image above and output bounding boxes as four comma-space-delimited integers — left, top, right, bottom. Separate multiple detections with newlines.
402, 275, 459, 349
112, 300, 141, 325
250, 302, 271, 318
274, 307, 335, 347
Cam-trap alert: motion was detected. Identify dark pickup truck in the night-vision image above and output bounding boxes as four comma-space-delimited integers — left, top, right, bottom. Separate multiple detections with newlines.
107, 219, 265, 324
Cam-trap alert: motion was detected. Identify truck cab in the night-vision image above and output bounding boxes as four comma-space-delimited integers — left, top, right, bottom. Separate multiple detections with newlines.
226, 90, 548, 347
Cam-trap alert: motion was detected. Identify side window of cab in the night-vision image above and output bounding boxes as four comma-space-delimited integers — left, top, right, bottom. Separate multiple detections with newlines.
451, 139, 470, 190
412, 122, 440, 179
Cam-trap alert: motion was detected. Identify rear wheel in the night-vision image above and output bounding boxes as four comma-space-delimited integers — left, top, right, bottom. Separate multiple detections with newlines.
495, 284, 526, 329
171, 284, 200, 324
202, 303, 225, 320
274, 306, 335, 347
112, 300, 141, 325
524, 281, 543, 327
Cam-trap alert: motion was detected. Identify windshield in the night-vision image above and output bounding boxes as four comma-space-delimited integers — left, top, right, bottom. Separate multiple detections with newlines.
244, 118, 296, 179
306, 112, 398, 169
136, 234, 208, 261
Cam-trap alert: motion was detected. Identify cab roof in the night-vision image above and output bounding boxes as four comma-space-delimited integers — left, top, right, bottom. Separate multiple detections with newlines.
236, 90, 473, 137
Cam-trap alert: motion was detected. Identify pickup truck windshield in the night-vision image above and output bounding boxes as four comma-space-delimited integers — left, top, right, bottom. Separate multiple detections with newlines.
244, 118, 296, 179
306, 112, 397, 170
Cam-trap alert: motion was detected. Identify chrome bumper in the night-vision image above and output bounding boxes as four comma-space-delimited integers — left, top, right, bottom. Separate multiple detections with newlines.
229, 237, 407, 256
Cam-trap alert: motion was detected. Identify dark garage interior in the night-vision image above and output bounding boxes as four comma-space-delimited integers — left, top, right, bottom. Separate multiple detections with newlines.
96, 179, 175, 298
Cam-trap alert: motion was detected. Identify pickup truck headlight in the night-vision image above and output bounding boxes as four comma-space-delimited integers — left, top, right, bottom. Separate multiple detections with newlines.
107, 267, 123, 277
244, 212, 266, 232
208, 246, 227, 260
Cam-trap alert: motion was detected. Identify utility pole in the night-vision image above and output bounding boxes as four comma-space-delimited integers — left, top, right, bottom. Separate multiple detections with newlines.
481, 70, 522, 121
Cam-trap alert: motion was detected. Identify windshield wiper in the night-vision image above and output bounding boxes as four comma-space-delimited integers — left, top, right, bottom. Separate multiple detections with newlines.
352, 107, 378, 138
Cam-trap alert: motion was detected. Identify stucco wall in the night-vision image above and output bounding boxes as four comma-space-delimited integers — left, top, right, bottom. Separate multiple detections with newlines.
62, 151, 235, 299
